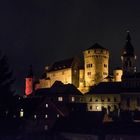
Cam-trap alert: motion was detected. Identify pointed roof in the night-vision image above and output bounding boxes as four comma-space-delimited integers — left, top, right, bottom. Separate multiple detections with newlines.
87, 43, 108, 51
122, 31, 134, 57
50, 81, 82, 95
26, 65, 33, 78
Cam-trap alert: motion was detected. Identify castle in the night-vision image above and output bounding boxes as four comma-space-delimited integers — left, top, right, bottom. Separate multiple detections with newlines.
24, 31, 140, 112
26, 31, 136, 95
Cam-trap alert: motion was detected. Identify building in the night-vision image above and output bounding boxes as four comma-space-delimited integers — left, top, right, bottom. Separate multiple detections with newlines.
83, 43, 109, 87
24, 31, 140, 113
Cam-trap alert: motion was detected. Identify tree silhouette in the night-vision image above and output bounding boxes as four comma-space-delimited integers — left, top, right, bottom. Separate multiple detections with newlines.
0, 51, 14, 108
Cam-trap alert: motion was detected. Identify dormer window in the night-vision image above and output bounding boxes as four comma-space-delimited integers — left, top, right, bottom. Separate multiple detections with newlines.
58, 97, 63, 101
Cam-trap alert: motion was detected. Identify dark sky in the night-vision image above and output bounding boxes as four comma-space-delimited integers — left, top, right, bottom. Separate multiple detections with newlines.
0, 0, 140, 94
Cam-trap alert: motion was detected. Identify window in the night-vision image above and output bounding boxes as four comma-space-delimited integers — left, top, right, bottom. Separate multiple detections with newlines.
87, 72, 91, 76
101, 97, 104, 102
104, 64, 107, 68
114, 98, 117, 102
89, 98, 92, 102
34, 115, 37, 119
116, 73, 119, 76
95, 99, 98, 102
86, 64, 93, 68
45, 114, 48, 118
71, 97, 75, 102
46, 104, 48, 108
62, 71, 65, 75
44, 125, 48, 131
107, 98, 110, 102
90, 106, 92, 110
96, 106, 99, 111
88, 50, 90, 54
58, 97, 63, 101
103, 72, 107, 75
20, 109, 24, 118
57, 114, 60, 118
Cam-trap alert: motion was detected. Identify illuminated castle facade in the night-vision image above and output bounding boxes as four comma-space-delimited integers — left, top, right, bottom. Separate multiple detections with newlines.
24, 31, 140, 113
25, 33, 133, 95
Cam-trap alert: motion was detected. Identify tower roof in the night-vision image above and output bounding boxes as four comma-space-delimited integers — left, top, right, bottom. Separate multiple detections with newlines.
122, 31, 134, 57
48, 58, 74, 72
87, 43, 108, 51
26, 65, 33, 78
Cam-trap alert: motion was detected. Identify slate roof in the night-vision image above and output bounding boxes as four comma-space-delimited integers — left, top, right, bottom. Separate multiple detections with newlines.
34, 81, 82, 96
50, 81, 82, 95
86, 81, 140, 95
87, 43, 108, 51
48, 58, 74, 72
86, 82, 121, 94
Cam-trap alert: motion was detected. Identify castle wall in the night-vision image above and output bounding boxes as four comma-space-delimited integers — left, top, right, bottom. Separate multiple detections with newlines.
85, 94, 120, 111
47, 68, 72, 86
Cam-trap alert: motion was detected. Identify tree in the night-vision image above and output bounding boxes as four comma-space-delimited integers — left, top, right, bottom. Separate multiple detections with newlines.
0, 51, 14, 108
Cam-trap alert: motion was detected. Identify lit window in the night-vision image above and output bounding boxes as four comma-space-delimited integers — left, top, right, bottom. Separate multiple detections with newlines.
45, 114, 48, 118
34, 115, 37, 119
71, 97, 75, 102
58, 97, 63, 101
20, 109, 24, 118
5, 110, 8, 116
46, 104, 48, 108
44, 125, 48, 131
96, 106, 99, 111
57, 114, 60, 118
74, 70, 77, 73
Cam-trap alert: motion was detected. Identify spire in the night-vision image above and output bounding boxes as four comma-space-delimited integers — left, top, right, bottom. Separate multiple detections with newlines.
122, 31, 134, 56
27, 65, 33, 78
126, 30, 131, 42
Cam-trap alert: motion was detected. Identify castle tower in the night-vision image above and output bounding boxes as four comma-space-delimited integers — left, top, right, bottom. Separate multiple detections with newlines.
83, 43, 109, 87
25, 65, 33, 96
121, 31, 136, 75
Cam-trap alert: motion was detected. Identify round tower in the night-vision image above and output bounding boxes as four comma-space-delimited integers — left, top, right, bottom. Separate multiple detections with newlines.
25, 65, 33, 96
121, 31, 136, 75
83, 43, 109, 87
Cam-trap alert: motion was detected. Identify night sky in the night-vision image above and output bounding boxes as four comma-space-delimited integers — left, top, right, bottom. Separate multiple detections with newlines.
0, 0, 140, 94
